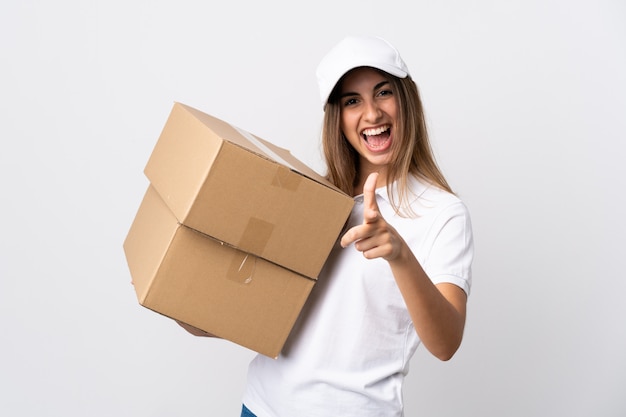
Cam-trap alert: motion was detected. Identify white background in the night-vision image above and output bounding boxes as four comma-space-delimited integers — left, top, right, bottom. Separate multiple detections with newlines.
1, 1, 625, 416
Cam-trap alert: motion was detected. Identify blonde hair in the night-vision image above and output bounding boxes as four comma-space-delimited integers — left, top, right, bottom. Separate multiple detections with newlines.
322, 69, 452, 216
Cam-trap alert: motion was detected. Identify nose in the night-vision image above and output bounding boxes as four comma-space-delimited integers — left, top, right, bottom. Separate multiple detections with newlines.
363, 99, 382, 122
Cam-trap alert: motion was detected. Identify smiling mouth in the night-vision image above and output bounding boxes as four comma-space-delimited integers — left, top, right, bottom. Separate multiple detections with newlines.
362, 125, 391, 150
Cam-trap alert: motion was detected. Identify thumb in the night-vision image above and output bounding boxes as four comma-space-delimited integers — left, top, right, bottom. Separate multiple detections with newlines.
362, 172, 380, 224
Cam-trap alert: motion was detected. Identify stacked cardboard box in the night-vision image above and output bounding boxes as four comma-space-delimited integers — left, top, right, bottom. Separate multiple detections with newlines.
123, 103, 353, 358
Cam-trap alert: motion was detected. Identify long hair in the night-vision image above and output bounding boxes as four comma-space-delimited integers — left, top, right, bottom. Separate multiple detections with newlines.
322, 69, 453, 216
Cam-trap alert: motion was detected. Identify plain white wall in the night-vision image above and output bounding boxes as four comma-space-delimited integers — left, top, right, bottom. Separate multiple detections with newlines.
1, 0, 625, 416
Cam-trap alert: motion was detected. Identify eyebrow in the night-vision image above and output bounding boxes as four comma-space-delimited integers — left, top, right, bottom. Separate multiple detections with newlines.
339, 80, 390, 99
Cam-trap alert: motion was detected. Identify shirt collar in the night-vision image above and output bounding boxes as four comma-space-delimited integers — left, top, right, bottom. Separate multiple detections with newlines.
353, 174, 431, 205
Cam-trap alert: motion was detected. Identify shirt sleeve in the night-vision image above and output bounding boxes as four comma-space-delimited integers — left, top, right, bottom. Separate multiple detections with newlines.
422, 201, 474, 296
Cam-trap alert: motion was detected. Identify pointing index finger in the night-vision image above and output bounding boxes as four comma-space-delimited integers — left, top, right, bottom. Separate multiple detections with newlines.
362, 172, 380, 224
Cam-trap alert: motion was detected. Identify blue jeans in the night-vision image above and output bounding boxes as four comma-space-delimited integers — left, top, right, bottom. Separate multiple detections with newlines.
241, 404, 257, 417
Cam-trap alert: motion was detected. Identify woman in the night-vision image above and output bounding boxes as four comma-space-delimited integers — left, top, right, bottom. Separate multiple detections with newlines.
178, 35, 474, 416
239, 35, 474, 417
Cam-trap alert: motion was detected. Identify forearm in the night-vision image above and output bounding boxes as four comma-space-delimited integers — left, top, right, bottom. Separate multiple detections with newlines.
389, 244, 467, 361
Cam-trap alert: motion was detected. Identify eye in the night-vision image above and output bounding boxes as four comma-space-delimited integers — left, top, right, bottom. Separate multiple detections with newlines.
343, 97, 359, 107
377, 88, 394, 98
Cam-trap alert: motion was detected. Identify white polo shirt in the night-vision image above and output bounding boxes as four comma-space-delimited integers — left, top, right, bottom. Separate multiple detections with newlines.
242, 175, 474, 417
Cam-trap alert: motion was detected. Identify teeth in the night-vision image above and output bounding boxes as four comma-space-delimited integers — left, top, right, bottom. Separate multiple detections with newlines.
363, 125, 390, 136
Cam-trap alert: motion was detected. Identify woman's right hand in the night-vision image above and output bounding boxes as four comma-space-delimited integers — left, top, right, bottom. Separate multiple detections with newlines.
176, 320, 218, 337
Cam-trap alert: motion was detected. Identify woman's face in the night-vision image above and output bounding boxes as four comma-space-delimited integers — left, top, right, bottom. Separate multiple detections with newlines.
339, 67, 398, 180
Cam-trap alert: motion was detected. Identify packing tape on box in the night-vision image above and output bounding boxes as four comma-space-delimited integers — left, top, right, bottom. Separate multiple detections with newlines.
272, 165, 301, 191
227, 217, 274, 284
233, 126, 302, 192
233, 126, 297, 171
227, 252, 257, 284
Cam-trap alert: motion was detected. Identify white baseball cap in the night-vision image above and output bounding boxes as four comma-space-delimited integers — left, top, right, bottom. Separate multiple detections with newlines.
316, 35, 410, 108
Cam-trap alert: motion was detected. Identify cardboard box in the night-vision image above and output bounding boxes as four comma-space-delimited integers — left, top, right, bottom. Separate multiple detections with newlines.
124, 186, 319, 358
124, 103, 354, 358
144, 102, 352, 279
